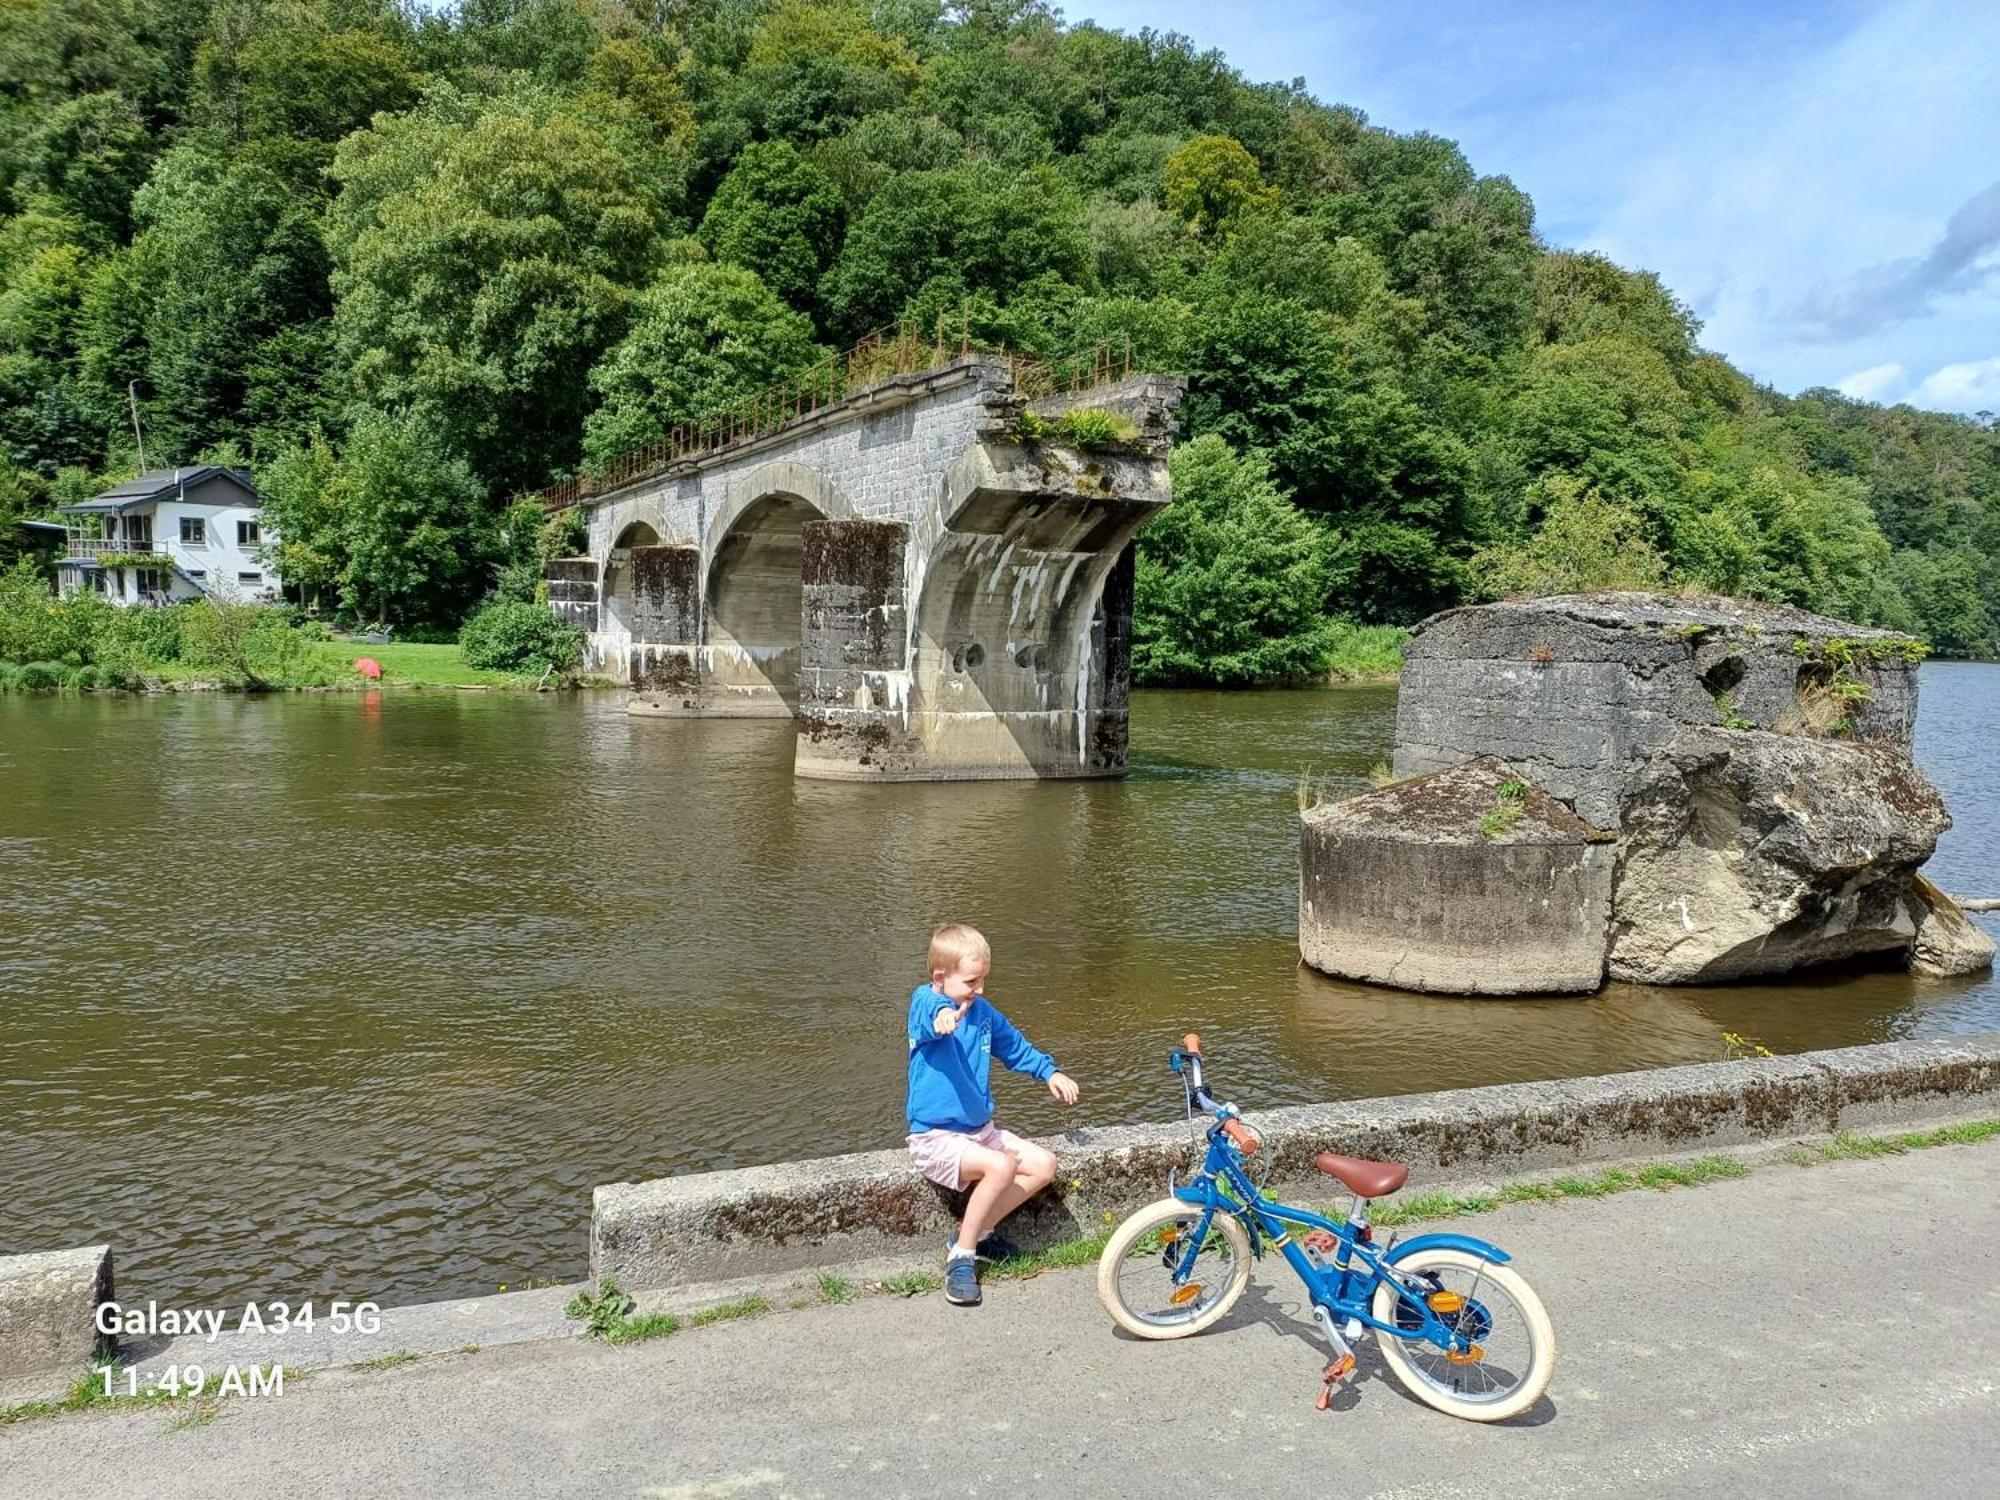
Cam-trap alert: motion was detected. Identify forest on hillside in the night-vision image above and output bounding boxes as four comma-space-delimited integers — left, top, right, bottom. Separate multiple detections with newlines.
2, 0, 1996, 671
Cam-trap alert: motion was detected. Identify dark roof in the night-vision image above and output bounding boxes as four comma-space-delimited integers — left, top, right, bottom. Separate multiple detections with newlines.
18, 518, 68, 534
57, 466, 260, 513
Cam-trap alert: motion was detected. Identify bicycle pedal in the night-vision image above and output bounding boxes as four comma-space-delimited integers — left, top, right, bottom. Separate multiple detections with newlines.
1322, 1353, 1356, 1385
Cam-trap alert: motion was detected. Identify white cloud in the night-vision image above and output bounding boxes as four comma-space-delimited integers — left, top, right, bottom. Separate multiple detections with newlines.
1794, 178, 2000, 342
1836, 362, 1909, 402
1906, 357, 2000, 414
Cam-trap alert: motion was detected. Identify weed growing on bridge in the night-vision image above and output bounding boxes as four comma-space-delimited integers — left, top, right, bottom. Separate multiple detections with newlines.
876, 1271, 941, 1297
1477, 778, 1530, 839
816, 1272, 856, 1304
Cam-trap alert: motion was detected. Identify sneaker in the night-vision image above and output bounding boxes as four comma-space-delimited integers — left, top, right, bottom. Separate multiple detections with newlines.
944, 1255, 981, 1306
944, 1230, 1023, 1263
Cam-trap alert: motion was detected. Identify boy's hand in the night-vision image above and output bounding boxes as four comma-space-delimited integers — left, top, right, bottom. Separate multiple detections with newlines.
1047, 1071, 1080, 1106
934, 1000, 972, 1036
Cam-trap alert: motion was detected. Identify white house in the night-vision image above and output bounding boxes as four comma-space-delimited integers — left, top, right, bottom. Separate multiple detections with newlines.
55, 467, 281, 605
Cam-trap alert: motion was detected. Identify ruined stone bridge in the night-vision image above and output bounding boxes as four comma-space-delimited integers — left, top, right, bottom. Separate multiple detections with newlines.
542, 354, 1182, 780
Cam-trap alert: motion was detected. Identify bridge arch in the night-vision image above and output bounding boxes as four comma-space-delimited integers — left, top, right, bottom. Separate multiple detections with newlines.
601, 520, 662, 641
702, 464, 854, 717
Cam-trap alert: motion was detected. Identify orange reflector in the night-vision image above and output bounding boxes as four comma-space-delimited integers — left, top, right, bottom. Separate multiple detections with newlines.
1159, 1228, 1181, 1244
1445, 1343, 1484, 1365
1169, 1284, 1204, 1306
1427, 1290, 1466, 1314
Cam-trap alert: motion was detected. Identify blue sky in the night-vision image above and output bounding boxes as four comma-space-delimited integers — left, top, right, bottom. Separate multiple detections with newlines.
1065, 0, 2000, 415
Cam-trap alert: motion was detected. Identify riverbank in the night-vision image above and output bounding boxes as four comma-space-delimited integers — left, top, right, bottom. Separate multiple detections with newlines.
5, 1135, 1994, 1497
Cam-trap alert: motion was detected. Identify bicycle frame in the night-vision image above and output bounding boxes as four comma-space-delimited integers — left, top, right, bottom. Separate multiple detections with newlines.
1168, 1121, 1499, 1355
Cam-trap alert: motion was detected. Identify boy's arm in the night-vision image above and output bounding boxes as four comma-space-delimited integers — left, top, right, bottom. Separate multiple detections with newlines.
987, 1007, 1057, 1081
907, 989, 958, 1048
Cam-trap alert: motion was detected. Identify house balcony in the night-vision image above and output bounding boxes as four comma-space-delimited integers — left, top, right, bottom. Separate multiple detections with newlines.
62, 536, 158, 563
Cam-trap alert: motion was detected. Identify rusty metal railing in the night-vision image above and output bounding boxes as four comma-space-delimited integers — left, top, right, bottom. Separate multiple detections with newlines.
530, 321, 1134, 512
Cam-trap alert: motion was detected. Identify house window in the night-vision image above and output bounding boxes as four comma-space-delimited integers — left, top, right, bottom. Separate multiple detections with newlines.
137, 569, 167, 595
185, 568, 206, 581
237, 520, 260, 546
238, 571, 263, 585
180, 517, 206, 545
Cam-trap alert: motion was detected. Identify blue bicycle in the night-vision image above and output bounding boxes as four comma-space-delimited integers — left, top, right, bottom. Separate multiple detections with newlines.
1096, 1034, 1556, 1422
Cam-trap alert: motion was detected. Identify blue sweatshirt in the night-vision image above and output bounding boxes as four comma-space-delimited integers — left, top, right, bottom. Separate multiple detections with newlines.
905, 983, 1058, 1134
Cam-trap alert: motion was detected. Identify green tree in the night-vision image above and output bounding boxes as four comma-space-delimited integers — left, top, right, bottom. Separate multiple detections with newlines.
116, 148, 333, 461
1133, 434, 1341, 686
1468, 476, 1668, 598
325, 89, 670, 492
331, 409, 496, 627
697, 141, 843, 316
822, 161, 1092, 337
1162, 135, 1272, 237
583, 261, 824, 469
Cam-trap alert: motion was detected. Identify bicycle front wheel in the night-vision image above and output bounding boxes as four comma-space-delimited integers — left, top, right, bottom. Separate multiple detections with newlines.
1371, 1247, 1555, 1422
1096, 1198, 1252, 1341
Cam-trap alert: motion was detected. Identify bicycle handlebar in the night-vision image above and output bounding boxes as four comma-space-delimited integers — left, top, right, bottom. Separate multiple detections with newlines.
1177, 1035, 1257, 1154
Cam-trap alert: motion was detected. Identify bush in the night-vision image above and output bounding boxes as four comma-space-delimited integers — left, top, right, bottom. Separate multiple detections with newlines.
1133, 436, 1345, 686
0, 559, 106, 663
14, 660, 72, 691
459, 601, 584, 675
93, 604, 188, 667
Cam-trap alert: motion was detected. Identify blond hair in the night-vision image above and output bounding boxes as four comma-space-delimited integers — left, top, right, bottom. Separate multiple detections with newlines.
928, 922, 991, 977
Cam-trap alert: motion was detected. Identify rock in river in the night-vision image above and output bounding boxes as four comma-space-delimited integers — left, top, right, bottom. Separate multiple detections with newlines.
1608, 727, 1948, 984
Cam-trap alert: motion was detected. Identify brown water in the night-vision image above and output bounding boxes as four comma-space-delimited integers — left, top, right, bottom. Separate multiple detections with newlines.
3, 667, 1996, 1309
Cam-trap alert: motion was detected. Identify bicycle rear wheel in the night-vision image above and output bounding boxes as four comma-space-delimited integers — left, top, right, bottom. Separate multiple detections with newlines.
1371, 1248, 1555, 1422
1096, 1198, 1252, 1340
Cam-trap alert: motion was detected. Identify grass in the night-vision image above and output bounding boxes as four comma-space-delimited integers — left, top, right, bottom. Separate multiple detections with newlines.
1477, 777, 1530, 839
816, 1271, 856, 1304
1324, 622, 1409, 683
876, 1270, 941, 1297
312, 640, 531, 688
1781, 1118, 2000, 1165
565, 1279, 769, 1347
0, 1363, 288, 1430
690, 1294, 768, 1327
351, 1350, 419, 1373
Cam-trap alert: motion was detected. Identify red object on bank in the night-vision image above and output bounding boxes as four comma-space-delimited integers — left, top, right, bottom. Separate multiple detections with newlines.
354, 657, 383, 680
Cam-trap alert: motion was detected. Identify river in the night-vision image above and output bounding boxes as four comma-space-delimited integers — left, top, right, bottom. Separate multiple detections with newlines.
3, 665, 1995, 1308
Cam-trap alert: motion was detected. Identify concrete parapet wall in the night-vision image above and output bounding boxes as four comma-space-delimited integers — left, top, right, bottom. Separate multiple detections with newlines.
0, 1244, 112, 1401
591, 1036, 2000, 1291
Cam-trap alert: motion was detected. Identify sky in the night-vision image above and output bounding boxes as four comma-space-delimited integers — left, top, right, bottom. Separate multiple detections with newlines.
1064, 0, 2000, 416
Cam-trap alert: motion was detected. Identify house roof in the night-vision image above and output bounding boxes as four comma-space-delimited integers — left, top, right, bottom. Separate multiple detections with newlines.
57, 466, 260, 514
17, 518, 68, 534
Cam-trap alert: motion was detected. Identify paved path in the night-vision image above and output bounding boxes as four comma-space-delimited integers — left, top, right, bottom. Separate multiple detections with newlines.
7, 1142, 1998, 1498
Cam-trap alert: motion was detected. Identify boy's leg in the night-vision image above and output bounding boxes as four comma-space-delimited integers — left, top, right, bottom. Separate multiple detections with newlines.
955, 1139, 1056, 1251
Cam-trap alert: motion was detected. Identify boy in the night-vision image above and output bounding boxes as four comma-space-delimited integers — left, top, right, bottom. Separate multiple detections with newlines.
906, 922, 1079, 1307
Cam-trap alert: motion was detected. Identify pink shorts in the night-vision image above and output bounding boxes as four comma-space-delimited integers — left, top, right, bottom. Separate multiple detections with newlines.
906, 1122, 1027, 1191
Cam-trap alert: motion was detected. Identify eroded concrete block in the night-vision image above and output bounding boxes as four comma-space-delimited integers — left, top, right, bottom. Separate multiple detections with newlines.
0, 1244, 112, 1401
1396, 593, 1923, 829
1299, 758, 1617, 995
